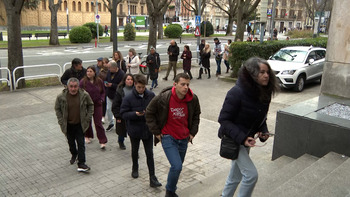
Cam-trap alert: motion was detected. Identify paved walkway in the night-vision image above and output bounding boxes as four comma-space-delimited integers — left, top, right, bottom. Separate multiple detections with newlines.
0, 64, 319, 196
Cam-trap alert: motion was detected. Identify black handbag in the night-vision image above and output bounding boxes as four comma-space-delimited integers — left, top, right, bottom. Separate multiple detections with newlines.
220, 135, 240, 160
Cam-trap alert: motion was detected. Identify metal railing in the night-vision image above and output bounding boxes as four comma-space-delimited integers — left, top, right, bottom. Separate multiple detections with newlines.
0, 67, 13, 91
12, 64, 62, 91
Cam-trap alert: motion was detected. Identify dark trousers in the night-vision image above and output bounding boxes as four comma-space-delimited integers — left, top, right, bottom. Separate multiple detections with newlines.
67, 123, 86, 165
184, 70, 193, 79
129, 136, 155, 177
85, 104, 108, 144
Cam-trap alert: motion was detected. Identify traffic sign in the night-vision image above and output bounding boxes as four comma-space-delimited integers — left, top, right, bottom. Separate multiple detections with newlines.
195, 15, 201, 26
95, 14, 100, 23
194, 26, 200, 36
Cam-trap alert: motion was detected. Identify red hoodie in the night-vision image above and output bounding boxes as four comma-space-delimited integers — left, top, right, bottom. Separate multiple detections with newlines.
162, 86, 194, 140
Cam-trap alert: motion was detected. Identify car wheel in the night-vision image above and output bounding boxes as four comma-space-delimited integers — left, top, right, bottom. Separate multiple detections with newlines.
294, 75, 305, 92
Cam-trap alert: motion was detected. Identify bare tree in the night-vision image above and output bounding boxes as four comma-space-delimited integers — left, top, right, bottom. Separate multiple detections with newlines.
146, 0, 169, 53
49, 0, 62, 45
303, 0, 329, 30
181, 0, 207, 15
209, 0, 238, 36
2, 0, 39, 89
157, 0, 173, 39
101, 0, 122, 42
235, 0, 260, 41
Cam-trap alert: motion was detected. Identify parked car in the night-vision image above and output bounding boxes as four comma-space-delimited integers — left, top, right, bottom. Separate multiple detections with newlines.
268, 46, 326, 92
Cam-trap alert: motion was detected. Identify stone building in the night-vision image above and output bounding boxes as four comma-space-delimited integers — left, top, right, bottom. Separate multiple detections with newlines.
0, 0, 148, 29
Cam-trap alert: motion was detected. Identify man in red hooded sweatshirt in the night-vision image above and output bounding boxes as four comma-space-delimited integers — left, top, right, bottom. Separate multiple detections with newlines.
146, 73, 201, 197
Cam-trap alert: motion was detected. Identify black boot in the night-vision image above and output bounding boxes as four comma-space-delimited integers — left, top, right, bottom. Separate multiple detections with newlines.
119, 142, 126, 150
165, 190, 178, 197
150, 175, 162, 187
132, 165, 139, 178
208, 69, 211, 79
197, 68, 203, 79
226, 67, 229, 73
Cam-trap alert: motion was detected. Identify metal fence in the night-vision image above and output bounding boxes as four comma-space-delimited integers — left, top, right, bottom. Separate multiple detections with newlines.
0, 67, 13, 91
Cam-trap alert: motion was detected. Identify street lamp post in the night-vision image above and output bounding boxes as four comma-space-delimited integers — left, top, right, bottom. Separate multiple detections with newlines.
66, 7, 69, 34
128, 0, 130, 23
95, 0, 99, 42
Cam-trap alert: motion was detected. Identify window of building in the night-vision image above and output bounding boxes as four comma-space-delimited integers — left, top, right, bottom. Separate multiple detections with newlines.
282, 0, 287, 6
281, 9, 286, 18
59, 3, 62, 11
91, 3, 94, 12
103, 4, 107, 12
290, 0, 295, 6
72, 1, 76, 11
268, 0, 271, 5
86, 2, 89, 12
78, 2, 81, 11
98, 3, 101, 12
297, 10, 302, 19
64, 1, 67, 10
130, 5, 137, 15
42, 0, 46, 10
275, 9, 278, 17
290, 10, 295, 18
141, 6, 144, 15
119, 4, 123, 14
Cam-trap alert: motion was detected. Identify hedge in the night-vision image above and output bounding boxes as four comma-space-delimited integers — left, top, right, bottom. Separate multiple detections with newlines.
69, 26, 92, 43
229, 37, 328, 77
164, 24, 182, 38
83, 22, 103, 38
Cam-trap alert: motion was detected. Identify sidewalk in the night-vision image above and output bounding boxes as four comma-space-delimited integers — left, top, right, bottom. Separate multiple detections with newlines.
0, 63, 319, 196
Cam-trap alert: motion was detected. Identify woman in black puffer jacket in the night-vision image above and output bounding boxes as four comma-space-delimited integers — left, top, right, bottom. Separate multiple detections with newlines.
218, 57, 279, 197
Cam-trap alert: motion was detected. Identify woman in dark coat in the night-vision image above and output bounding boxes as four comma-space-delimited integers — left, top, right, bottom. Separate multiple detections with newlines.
218, 57, 279, 197
146, 47, 160, 90
198, 43, 211, 79
181, 45, 193, 79
112, 74, 134, 150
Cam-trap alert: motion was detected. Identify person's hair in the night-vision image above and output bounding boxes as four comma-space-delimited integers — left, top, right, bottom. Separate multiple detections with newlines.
129, 48, 136, 56
203, 43, 211, 53
214, 37, 219, 41
110, 61, 118, 69
102, 57, 109, 64
113, 51, 123, 61
184, 45, 190, 51
240, 57, 279, 102
118, 73, 134, 88
133, 74, 147, 85
228, 39, 232, 44
72, 58, 82, 67
201, 39, 205, 43
174, 73, 190, 83
67, 77, 80, 86
82, 66, 103, 93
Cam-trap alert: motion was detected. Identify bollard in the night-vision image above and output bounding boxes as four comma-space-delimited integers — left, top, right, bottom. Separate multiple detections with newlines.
0, 32, 3, 41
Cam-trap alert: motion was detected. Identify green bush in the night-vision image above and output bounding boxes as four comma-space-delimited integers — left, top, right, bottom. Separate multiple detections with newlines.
69, 26, 92, 43
229, 37, 328, 77
287, 30, 313, 38
83, 22, 103, 38
124, 23, 136, 41
164, 24, 183, 38
200, 21, 214, 37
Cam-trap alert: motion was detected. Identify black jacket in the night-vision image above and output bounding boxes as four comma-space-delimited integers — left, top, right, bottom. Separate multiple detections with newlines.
61, 67, 87, 85
201, 51, 211, 69
199, 43, 205, 56
116, 60, 127, 73
146, 52, 160, 80
112, 85, 129, 137
168, 43, 180, 61
120, 88, 155, 139
106, 69, 125, 99
218, 68, 270, 145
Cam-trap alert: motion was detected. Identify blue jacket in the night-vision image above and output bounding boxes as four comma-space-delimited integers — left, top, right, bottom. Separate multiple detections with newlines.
120, 88, 155, 139
218, 69, 270, 145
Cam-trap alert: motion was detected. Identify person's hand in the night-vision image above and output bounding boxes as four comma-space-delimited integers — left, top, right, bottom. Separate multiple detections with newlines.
188, 134, 194, 144
244, 137, 256, 147
156, 134, 162, 142
128, 64, 131, 68
183, 57, 186, 59
116, 119, 121, 123
169, 52, 172, 56
136, 111, 145, 116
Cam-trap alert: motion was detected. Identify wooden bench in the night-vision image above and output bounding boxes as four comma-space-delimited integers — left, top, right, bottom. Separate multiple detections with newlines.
58, 32, 67, 38
21, 33, 32, 40
34, 33, 50, 39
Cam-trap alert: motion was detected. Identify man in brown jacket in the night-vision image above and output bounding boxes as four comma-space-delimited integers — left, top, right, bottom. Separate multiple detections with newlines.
55, 77, 94, 172
146, 73, 201, 197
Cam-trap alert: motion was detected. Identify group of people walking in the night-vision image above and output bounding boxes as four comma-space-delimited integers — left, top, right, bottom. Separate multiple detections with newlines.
55, 37, 276, 196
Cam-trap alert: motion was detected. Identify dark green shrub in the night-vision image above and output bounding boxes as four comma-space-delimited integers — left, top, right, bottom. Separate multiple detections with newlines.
200, 21, 214, 37
83, 22, 103, 38
229, 37, 328, 77
124, 23, 136, 41
164, 24, 183, 38
69, 26, 92, 43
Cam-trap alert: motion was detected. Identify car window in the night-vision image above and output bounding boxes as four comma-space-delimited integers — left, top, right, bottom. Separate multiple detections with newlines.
306, 51, 317, 63
316, 50, 326, 59
270, 49, 307, 63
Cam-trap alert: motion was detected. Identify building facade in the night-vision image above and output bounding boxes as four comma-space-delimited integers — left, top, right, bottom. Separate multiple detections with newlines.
0, 0, 148, 28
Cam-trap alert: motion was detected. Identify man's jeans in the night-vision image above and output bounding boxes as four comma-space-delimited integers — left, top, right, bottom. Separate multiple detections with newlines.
161, 135, 188, 192
221, 145, 258, 197
67, 123, 86, 165
216, 57, 222, 74
106, 97, 114, 126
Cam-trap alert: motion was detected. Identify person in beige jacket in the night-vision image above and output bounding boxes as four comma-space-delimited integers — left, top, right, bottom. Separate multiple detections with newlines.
55, 77, 94, 172
125, 48, 140, 74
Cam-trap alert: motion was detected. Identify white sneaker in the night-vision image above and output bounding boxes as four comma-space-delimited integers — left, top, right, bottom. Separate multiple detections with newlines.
102, 117, 105, 124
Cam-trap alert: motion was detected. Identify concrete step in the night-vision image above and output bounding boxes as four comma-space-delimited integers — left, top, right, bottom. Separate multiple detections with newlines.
269, 152, 347, 197
302, 156, 350, 197
253, 154, 318, 197
177, 155, 294, 197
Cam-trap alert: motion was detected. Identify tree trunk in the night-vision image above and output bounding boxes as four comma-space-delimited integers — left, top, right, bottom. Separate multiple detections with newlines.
49, 0, 61, 45
157, 15, 164, 39
4, 0, 25, 89
147, 14, 158, 54
225, 15, 234, 36
235, 0, 245, 41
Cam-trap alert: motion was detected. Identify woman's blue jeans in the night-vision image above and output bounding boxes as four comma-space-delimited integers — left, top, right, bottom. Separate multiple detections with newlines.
221, 145, 258, 197
161, 135, 188, 192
